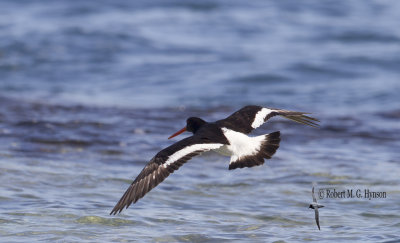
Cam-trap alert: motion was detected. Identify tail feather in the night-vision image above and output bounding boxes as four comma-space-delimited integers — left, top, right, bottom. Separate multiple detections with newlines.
228, 131, 280, 170
260, 131, 280, 159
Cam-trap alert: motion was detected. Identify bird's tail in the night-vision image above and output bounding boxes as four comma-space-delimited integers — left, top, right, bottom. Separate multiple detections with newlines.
259, 131, 281, 159
228, 131, 280, 170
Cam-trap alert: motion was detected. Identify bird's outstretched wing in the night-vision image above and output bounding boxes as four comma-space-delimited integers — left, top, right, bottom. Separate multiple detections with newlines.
312, 186, 317, 203
110, 136, 223, 215
216, 105, 319, 134
315, 207, 321, 230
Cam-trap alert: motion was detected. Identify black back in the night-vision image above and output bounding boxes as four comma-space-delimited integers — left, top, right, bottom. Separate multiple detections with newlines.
194, 122, 229, 144
216, 105, 268, 134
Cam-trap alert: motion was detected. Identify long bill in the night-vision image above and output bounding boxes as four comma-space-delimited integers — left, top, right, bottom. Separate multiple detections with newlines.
168, 127, 187, 139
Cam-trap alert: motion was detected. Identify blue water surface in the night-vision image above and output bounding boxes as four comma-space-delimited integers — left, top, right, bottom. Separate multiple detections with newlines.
0, 0, 399, 242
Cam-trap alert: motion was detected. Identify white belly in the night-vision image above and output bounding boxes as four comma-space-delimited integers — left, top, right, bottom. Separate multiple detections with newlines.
214, 128, 265, 160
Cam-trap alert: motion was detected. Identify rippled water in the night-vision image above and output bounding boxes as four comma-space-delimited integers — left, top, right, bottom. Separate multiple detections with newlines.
1, 0, 400, 242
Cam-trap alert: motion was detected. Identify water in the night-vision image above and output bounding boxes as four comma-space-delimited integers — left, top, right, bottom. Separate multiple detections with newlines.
1, 0, 400, 242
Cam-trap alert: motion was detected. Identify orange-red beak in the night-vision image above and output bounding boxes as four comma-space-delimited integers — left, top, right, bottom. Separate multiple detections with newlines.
168, 127, 187, 139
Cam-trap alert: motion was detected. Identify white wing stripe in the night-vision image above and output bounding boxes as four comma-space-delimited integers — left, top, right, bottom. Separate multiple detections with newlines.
251, 108, 274, 129
163, 143, 223, 168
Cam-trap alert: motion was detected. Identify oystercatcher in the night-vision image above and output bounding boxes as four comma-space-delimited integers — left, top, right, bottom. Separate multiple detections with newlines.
309, 187, 324, 230
110, 105, 319, 214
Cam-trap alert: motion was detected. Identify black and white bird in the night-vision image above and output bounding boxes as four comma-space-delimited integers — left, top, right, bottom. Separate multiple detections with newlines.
110, 105, 319, 215
309, 187, 324, 230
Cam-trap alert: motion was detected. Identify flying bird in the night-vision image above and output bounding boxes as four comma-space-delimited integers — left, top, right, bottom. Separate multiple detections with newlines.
309, 187, 324, 230
111, 105, 319, 214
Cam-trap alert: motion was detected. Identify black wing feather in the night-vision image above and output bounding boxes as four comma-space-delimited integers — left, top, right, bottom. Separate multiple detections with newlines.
216, 106, 265, 133
110, 136, 222, 215
216, 105, 319, 134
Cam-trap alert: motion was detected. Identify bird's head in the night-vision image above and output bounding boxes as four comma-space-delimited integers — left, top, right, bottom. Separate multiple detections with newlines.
168, 117, 206, 139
